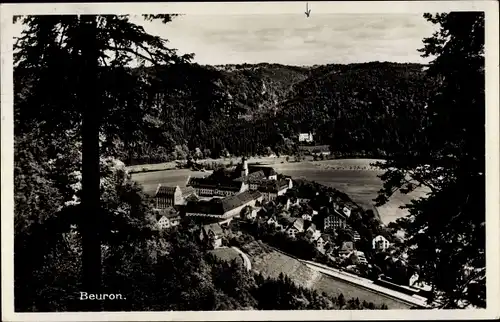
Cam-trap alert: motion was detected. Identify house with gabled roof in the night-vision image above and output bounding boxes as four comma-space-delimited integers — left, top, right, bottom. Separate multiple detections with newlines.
305, 223, 321, 241
286, 218, 305, 238
339, 241, 355, 257
324, 208, 349, 231
154, 185, 183, 209
372, 235, 391, 251
315, 234, 331, 254
155, 208, 181, 230
200, 223, 224, 249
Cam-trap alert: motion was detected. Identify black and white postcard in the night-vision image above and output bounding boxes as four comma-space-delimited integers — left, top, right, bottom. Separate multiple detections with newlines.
1, 1, 499, 321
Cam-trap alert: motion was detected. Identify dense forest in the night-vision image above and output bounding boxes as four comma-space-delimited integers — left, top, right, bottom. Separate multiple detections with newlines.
15, 61, 436, 165
133, 61, 436, 164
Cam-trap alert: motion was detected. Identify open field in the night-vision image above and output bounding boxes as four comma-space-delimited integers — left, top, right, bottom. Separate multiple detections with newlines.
208, 247, 244, 266
241, 241, 322, 289
240, 241, 412, 309
131, 158, 429, 224
131, 169, 210, 195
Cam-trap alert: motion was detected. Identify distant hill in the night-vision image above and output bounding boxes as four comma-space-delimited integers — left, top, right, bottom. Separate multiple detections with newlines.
15, 61, 436, 165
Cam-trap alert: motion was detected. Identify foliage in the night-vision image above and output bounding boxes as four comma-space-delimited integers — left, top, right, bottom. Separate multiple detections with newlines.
374, 12, 485, 308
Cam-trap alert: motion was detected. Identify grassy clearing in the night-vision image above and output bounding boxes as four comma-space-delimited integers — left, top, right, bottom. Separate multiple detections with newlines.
208, 247, 244, 266
241, 241, 321, 289
240, 241, 412, 309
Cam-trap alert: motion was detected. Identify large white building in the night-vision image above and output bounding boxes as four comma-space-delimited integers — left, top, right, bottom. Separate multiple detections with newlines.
298, 132, 314, 143
188, 157, 291, 201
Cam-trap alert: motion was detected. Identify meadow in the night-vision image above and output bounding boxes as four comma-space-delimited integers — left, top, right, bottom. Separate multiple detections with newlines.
208, 247, 244, 267
240, 241, 412, 309
130, 158, 429, 225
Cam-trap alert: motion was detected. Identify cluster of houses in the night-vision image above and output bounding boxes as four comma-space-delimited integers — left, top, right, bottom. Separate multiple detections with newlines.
259, 195, 391, 264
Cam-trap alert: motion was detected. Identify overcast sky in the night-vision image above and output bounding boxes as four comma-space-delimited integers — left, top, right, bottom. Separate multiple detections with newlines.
11, 13, 438, 66
132, 13, 438, 66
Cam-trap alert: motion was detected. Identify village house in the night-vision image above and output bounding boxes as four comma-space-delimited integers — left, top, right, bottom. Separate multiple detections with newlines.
349, 250, 368, 265
240, 205, 260, 220
372, 235, 391, 251
315, 234, 331, 254
185, 190, 263, 224
286, 218, 305, 238
275, 195, 292, 211
200, 223, 224, 249
155, 209, 181, 230
154, 185, 184, 209
305, 223, 321, 241
258, 179, 290, 202
301, 206, 318, 221
267, 216, 284, 230
324, 208, 349, 231
339, 241, 355, 257
302, 213, 313, 221
247, 164, 278, 181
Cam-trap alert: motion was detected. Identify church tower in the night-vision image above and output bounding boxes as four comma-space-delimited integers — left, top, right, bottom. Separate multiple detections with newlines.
241, 156, 249, 178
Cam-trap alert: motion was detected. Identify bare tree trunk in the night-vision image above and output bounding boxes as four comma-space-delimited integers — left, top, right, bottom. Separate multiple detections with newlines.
79, 15, 102, 311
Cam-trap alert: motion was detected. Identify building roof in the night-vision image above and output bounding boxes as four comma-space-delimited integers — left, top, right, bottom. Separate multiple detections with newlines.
288, 218, 305, 231
202, 223, 223, 236
257, 179, 289, 193
185, 190, 262, 216
332, 208, 348, 219
306, 223, 317, 232
187, 177, 242, 191
185, 194, 199, 202
373, 235, 389, 242
155, 185, 179, 197
340, 241, 354, 252
247, 165, 277, 178
320, 234, 332, 242
156, 209, 180, 220
181, 186, 196, 198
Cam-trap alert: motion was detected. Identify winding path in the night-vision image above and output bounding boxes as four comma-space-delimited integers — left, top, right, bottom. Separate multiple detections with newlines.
231, 246, 252, 271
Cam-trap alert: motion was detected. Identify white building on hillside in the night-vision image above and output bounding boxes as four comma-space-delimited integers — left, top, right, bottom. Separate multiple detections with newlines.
298, 132, 313, 143
372, 235, 391, 251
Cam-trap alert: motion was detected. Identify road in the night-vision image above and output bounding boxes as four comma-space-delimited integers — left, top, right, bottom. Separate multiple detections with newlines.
301, 260, 429, 308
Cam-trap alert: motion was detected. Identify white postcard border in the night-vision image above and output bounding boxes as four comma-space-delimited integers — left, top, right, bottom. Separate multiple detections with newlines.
1, 1, 499, 321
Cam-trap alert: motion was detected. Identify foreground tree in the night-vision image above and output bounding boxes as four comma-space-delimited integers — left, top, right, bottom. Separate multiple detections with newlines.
14, 14, 191, 311
374, 12, 485, 308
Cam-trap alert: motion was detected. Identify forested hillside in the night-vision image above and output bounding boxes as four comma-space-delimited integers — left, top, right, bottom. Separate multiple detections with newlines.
15, 61, 434, 165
